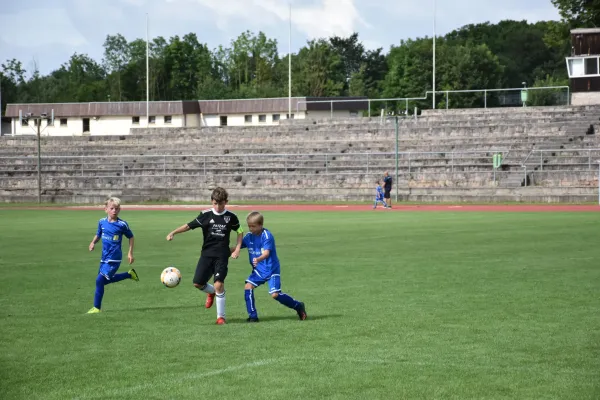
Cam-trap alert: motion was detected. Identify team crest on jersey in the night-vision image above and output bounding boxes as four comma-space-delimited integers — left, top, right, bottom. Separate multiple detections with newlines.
224, 216, 230, 223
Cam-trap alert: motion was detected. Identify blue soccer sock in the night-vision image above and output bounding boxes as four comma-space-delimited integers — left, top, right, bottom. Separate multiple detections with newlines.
94, 274, 107, 309
275, 292, 300, 310
245, 289, 258, 319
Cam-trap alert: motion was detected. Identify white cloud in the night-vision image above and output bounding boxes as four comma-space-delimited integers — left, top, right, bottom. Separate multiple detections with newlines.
181, 0, 367, 39
0, 8, 87, 47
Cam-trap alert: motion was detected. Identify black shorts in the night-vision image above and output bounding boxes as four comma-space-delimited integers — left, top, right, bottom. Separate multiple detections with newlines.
384, 188, 391, 198
193, 255, 229, 285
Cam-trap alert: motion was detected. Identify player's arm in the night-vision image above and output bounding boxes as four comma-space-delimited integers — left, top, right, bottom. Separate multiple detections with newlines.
252, 249, 271, 267
89, 235, 100, 251
230, 227, 244, 259
127, 236, 135, 264
166, 224, 191, 241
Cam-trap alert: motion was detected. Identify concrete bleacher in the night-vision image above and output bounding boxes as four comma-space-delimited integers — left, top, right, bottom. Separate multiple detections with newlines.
1, 105, 600, 203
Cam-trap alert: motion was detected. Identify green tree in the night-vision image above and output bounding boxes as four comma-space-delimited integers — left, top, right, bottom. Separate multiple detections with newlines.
294, 39, 344, 97
103, 34, 130, 101
551, 0, 600, 27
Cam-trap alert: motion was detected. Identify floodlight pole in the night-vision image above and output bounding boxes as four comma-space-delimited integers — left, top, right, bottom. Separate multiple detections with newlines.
146, 13, 150, 127
395, 115, 399, 203
288, 1, 292, 119
36, 118, 42, 203
432, 0, 436, 109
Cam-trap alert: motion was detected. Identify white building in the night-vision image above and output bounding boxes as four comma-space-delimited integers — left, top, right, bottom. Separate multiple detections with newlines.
4, 97, 368, 136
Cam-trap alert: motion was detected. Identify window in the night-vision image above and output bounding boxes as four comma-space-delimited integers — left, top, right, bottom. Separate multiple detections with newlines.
132, 116, 140, 124
272, 114, 280, 121
60, 118, 68, 126
46, 118, 53, 126
585, 57, 598, 75
149, 116, 156, 124
286, 113, 295, 119
244, 115, 252, 123
258, 114, 267, 123
220, 116, 228, 126
567, 56, 600, 78
164, 115, 172, 124
21, 118, 28, 126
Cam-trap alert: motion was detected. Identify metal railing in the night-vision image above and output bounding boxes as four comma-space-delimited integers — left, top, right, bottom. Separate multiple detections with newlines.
0, 150, 509, 177
525, 148, 600, 171
427, 86, 570, 109
295, 86, 571, 118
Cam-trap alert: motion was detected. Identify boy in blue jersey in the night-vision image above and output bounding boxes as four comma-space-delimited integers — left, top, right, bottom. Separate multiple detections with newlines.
87, 197, 138, 314
373, 180, 388, 209
238, 211, 306, 322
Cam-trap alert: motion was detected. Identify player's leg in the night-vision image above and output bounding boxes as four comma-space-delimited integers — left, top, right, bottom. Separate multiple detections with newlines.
245, 270, 266, 322
99, 262, 134, 285
213, 258, 229, 324
88, 273, 107, 313
193, 256, 216, 308
269, 275, 307, 320
88, 263, 117, 313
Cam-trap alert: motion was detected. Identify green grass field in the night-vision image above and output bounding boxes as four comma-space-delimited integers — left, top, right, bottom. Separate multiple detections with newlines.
1, 209, 599, 399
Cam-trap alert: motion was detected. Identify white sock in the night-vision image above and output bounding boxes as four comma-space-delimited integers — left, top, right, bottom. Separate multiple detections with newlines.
201, 283, 215, 294
216, 291, 226, 319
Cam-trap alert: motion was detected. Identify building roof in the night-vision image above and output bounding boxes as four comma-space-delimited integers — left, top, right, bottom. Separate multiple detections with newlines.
571, 28, 600, 34
4, 97, 368, 118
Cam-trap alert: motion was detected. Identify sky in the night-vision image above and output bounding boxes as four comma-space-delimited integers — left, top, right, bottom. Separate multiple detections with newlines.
0, 0, 561, 76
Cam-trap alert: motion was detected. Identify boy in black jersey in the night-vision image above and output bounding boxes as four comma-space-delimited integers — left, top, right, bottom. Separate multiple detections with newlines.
166, 187, 243, 325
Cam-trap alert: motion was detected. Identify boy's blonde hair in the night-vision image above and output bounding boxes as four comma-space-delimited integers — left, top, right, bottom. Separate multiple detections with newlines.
246, 211, 264, 225
105, 197, 121, 207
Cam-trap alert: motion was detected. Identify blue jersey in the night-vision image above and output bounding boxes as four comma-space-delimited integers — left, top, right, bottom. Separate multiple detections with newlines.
95, 217, 134, 263
241, 228, 280, 277
375, 185, 385, 200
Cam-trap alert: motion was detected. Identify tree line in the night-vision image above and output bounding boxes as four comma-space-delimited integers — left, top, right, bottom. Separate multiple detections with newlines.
0, 0, 595, 114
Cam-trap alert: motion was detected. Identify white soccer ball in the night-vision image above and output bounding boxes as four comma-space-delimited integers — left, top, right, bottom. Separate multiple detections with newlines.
161, 267, 181, 288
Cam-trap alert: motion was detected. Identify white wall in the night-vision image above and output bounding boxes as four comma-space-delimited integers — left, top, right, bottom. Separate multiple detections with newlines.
10, 114, 186, 136
185, 113, 200, 127
201, 112, 307, 127
11, 117, 84, 136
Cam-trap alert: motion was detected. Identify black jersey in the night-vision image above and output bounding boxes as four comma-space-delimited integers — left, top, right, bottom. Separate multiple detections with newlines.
187, 208, 241, 257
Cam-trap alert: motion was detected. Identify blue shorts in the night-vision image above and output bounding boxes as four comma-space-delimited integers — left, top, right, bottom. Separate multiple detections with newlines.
98, 262, 121, 280
246, 270, 281, 294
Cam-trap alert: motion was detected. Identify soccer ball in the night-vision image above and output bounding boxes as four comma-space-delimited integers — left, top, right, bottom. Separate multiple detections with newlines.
161, 266, 181, 288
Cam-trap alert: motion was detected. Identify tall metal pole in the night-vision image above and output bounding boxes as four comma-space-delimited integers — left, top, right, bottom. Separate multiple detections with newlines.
432, 0, 436, 109
146, 13, 150, 126
37, 118, 41, 203
395, 116, 399, 203
288, 2, 292, 119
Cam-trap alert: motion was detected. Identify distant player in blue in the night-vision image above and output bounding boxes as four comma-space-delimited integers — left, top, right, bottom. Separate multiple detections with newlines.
373, 180, 389, 209
238, 211, 306, 322
87, 197, 138, 313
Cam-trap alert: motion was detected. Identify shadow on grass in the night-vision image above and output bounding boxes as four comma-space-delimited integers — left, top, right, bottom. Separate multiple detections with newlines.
109, 304, 201, 313
225, 314, 344, 324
